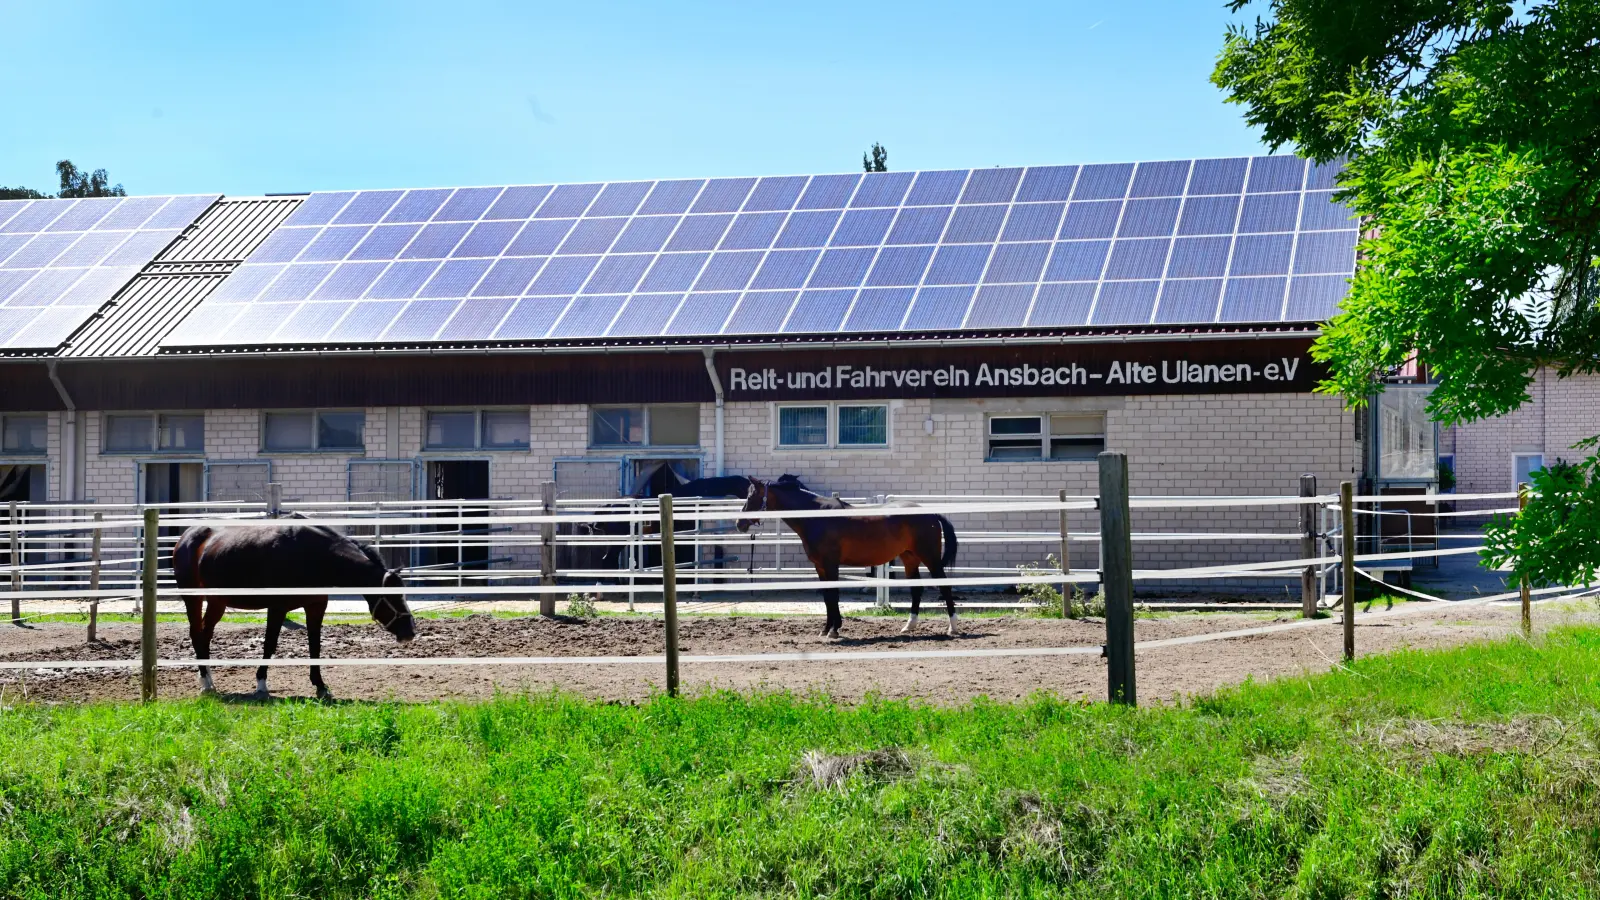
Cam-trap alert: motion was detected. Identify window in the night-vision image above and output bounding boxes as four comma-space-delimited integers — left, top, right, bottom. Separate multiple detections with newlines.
1513, 453, 1544, 490
158, 415, 204, 451
1376, 387, 1435, 479
1438, 453, 1455, 492
837, 405, 888, 446
1, 415, 46, 455
776, 403, 890, 448
482, 411, 530, 449
778, 406, 829, 446
1048, 415, 1104, 460
104, 413, 205, 454
263, 411, 364, 451
986, 413, 1105, 461
424, 409, 529, 450
590, 405, 699, 448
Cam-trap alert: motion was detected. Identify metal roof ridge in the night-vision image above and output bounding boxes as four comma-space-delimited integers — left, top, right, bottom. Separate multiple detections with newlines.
260, 152, 1318, 197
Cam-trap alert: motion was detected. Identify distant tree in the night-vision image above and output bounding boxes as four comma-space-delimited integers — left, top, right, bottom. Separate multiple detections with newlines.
0, 160, 126, 201
55, 160, 125, 198
862, 143, 888, 173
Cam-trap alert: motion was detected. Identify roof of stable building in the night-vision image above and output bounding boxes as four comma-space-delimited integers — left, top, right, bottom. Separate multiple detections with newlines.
0, 156, 1358, 361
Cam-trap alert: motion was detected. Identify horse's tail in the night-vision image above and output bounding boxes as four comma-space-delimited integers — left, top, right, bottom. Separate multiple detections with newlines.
936, 515, 959, 568
170, 526, 210, 588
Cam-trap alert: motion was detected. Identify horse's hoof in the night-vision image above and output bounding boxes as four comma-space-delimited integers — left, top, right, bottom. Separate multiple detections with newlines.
827, 628, 840, 639
316, 687, 335, 702
251, 689, 271, 701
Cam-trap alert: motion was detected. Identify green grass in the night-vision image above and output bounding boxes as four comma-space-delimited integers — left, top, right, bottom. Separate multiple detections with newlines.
5, 629, 1600, 898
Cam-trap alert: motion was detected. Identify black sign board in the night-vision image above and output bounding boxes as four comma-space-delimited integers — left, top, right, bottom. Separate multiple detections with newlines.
717, 336, 1322, 401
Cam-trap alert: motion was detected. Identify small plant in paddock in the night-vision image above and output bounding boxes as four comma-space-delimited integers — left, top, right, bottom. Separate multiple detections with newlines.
564, 592, 599, 619
1017, 555, 1102, 618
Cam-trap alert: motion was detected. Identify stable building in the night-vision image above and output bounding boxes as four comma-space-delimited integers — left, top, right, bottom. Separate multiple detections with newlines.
1, 156, 1582, 576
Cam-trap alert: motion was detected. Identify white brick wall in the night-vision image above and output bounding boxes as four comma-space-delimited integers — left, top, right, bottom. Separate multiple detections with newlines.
39, 395, 1360, 580
1445, 370, 1600, 495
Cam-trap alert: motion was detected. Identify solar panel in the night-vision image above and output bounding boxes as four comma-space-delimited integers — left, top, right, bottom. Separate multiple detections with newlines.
165, 156, 1357, 347
0, 194, 219, 349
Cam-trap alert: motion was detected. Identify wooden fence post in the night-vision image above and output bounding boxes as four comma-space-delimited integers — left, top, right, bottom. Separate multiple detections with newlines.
1299, 474, 1317, 618
88, 512, 102, 642
1098, 452, 1135, 705
1340, 481, 1356, 661
1059, 488, 1074, 618
1519, 484, 1532, 639
539, 481, 556, 617
8, 501, 18, 625
141, 507, 159, 702
660, 494, 680, 697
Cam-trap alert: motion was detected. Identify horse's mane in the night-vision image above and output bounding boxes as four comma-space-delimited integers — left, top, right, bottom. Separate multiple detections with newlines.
768, 475, 849, 509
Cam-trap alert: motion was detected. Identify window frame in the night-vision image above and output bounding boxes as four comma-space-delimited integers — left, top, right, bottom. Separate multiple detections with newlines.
260, 409, 366, 453
102, 412, 206, 455
422, 408, 531, 452
0, 413, 48, 457
984, 412, 1105, 462
1512, 452, 1544, 490
773, 402, 892, 450
588, 404, 701, 449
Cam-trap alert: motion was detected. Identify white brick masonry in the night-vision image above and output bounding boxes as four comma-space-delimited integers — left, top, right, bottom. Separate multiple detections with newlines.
1445, 369, 1600, 495
42, 395, 1359, 582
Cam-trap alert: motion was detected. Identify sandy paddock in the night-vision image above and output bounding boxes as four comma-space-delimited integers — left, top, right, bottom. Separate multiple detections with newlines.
0, 599, 1587, 706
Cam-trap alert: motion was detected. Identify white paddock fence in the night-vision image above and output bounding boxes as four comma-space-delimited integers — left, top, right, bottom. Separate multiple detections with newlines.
0, 471, 1559, 705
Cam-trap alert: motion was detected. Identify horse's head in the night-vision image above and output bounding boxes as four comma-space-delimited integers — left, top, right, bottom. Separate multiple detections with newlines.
366, 568, 415, 643
736, 480, 768, 533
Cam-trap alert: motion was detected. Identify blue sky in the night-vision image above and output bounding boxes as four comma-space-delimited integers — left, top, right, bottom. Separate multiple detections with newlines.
0, 1, 1267, 197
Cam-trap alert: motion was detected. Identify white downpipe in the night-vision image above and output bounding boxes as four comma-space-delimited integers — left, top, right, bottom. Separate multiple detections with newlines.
702, 349, 725, 476
46, 361, 77, 502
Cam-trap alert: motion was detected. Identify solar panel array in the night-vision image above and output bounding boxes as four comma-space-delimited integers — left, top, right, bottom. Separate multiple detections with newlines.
0, 195, 220, 349
163, 157, 1356, 348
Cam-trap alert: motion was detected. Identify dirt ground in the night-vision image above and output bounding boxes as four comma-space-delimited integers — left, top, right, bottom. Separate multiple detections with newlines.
1, 600, 1591, 706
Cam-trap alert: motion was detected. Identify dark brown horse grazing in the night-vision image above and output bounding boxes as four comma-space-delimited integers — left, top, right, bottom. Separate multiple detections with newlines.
737, 475, 959, 638
172, 522, 415, 699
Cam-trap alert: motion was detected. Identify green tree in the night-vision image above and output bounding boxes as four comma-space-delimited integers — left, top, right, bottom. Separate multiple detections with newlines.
55, 159, 125, 198
0, 160, 126, 201
1214, 0, 1600, 587
863, 143, 888, 173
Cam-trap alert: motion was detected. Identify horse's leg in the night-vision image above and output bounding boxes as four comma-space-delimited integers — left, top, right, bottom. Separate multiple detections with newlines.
256, 605, 287, 698
924, 535, 957, 637
305, 597, 332, 701
196, 598, 227, 692
184, 598, 210, 692
898, 554, 922, 634
815, 560, 842, 639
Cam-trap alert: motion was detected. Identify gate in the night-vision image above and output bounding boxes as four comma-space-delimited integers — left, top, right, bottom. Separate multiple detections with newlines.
349, 460, 418, 569
554, 458, 623, 571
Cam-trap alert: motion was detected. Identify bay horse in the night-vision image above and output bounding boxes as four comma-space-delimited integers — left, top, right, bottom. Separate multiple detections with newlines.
737, 475, 959, 638
172, 522, 415, 699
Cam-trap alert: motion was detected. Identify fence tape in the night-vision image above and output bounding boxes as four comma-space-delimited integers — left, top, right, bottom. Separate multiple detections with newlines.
5, 581, 1594, 674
